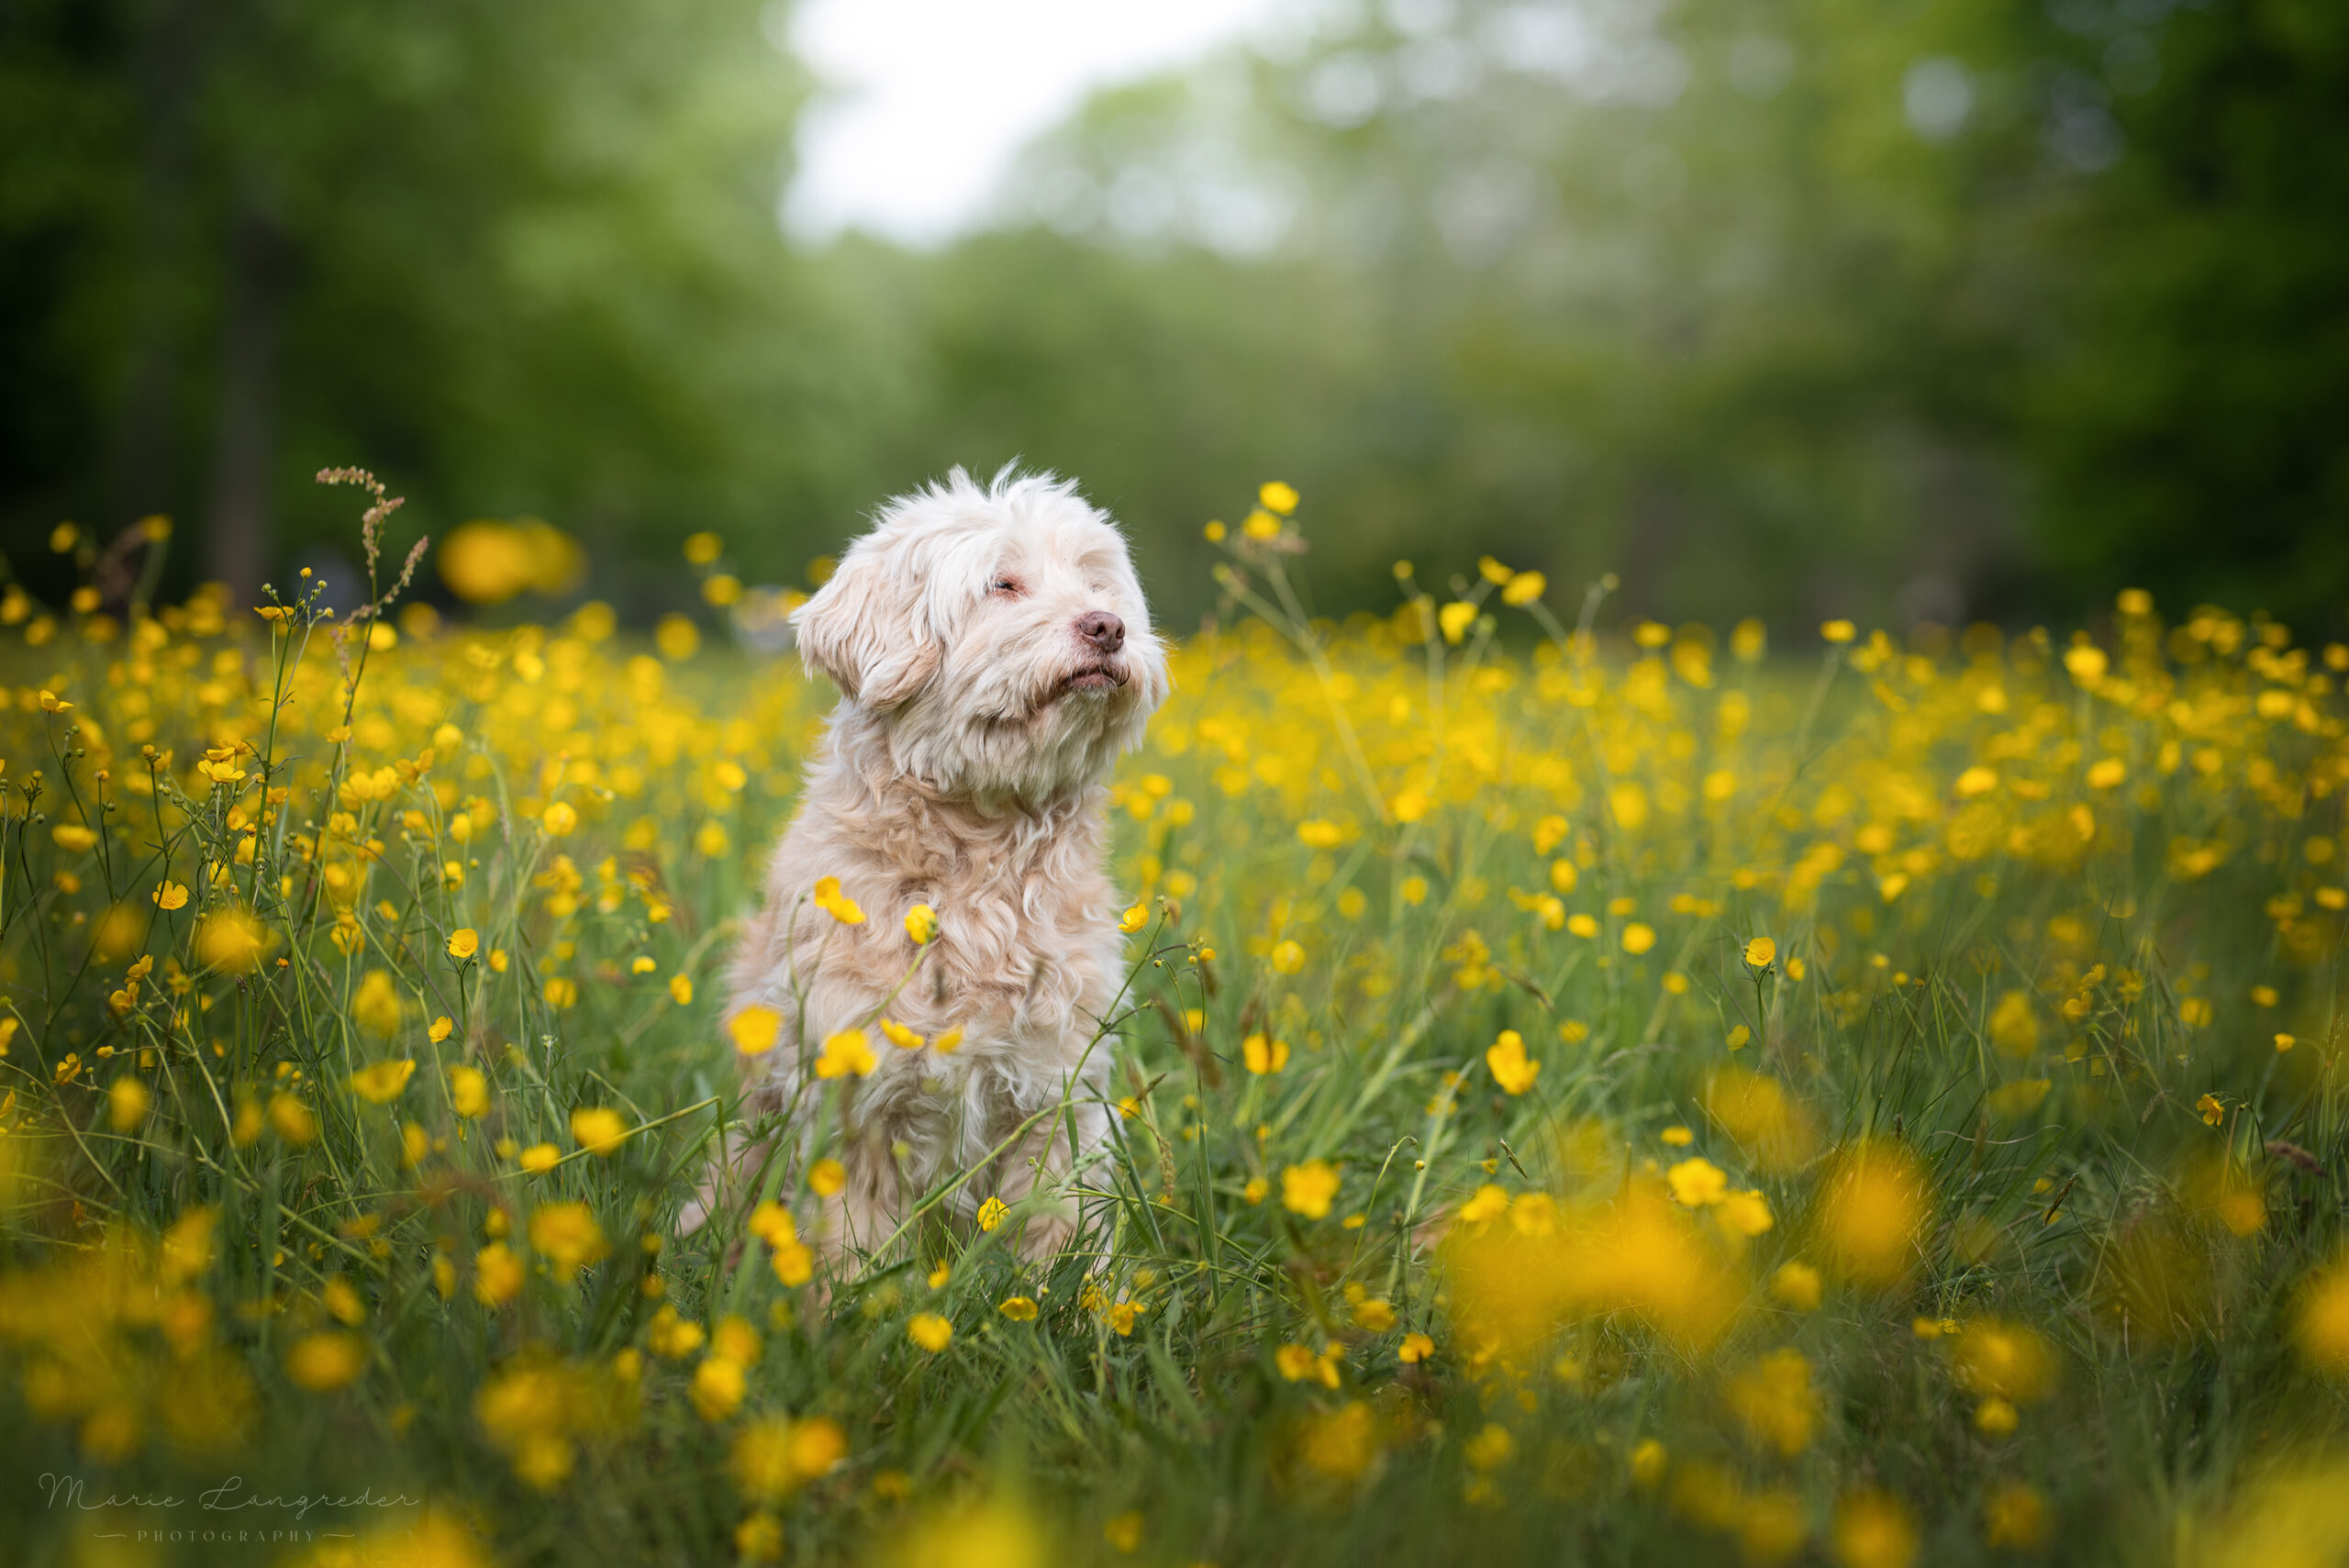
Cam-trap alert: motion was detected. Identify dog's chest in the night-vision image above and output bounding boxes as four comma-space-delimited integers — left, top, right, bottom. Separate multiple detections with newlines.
908, 873, 1116, 1040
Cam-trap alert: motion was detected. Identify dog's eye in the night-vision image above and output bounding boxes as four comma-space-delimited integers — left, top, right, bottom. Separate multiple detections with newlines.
988, 576, 1021, 595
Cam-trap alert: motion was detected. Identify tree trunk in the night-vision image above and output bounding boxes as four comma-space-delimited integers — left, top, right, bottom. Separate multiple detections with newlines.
206, 206, 287, 598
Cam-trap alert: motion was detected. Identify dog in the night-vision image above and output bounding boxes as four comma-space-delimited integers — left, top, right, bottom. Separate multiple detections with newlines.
687, 467, 1169, 1269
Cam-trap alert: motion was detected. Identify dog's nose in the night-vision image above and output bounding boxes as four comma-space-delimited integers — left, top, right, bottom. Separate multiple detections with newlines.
1076, 610, 1125, 653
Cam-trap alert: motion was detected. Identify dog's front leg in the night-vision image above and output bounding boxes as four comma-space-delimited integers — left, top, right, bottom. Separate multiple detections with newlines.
990, 1077, 1111, 1262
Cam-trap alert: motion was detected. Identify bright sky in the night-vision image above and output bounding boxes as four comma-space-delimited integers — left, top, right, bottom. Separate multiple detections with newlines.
784, 0, 1283, 246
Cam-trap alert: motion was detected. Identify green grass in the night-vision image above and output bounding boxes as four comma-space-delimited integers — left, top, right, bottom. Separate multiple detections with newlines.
0, 523, 2345, 1567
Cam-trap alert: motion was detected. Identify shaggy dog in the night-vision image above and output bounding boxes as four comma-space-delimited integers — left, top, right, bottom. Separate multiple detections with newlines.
688, 468, 1168, 1266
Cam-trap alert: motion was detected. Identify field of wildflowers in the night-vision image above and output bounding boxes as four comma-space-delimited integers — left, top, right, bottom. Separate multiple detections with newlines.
2, 474, 2347, 1567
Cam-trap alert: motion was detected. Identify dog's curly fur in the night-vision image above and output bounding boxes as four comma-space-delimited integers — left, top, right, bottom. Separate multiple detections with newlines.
688, 468, 1169, 1264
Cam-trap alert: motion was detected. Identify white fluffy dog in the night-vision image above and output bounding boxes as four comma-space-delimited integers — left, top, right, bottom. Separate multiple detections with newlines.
691, 468, 1168, 1266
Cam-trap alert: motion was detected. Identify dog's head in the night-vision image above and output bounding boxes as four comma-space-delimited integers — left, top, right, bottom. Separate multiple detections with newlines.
792, 468, 1170, 801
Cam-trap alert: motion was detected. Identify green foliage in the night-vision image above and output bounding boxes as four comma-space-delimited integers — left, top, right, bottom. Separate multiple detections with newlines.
2, 0, 2344, 639
2031, 0, 2349, 625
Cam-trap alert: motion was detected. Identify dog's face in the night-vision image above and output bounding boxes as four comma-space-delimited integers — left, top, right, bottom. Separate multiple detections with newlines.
792, 470, 1170, 801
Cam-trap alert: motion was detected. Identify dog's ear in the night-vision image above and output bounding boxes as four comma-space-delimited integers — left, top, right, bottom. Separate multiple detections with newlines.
792, 537, 941, 707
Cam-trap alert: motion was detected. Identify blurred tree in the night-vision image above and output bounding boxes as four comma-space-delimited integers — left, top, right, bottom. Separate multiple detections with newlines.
986, 0, 2121, 631
2, 0, 2340, 638
0, 0, 863, 613
2031, 0, 2349, 626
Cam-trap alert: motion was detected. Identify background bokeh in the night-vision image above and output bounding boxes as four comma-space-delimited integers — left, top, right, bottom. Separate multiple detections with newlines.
4, 0, 2343, 634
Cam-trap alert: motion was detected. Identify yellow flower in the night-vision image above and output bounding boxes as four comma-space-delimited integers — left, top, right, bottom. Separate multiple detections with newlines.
932, 1025, 965, 1054
540, 801, 578, 837
571, 1106, 628, 1156
976, 1195, 1008, 1232
473, 1242, 524, 1307
1726, 1347, 1819, 1457
905, 903, 940, 944
1955, 764, 1999, 798
1281, 1161, 1340, 1219
737, 1515, 783, 1560
268, 1092, 318, 1145
1982, 1484, 2047, 1550
748, 1202, 797, 1250
998, 1296, 1039, 1321
528, 1201, 607, 1280
668, 973, 693, 1005
107, 1076, 151, 1132
1485, 1029, 1540, 1095
1242, 1032, 1289, 1074
813, 875, 865, 924
196, 910, 269, 973
692, 1356, 745, 1421
519, 1142, 561, 1173
1269, 939, 1306, 974
732, 1416, 845, 1499
1398, 1332, 1434, 1363
1242, 508, 1282, 539
1817, 1140, 1931, 1288
1988, 990, 2039, 1058
1661, 1125, 1694, 1146
1500, 570, 1545, 606
1118, 900, 1149, 934
350, 1060, 417, 1104
1820, 618, 1857, 643
815, 1028, 876, 1078
1620, 921, 1656, 955
1770, 1261, 1822, 1312
152, 880, 189, 911
1274, 1343, 1321, 1382
1456, 1184, 1508, 1224
1258, 480, 1298, 516
907, 1313, 953, 1352
808, 1159, 847, 1196
1242, 1175, 1269, 1205
447, 928, 479, 961
1629, 1439, 1667, 1487
1104, 1510, 1144, 1553
773, 1240, 814, 1287
1742, 936, 1776, 969
2198, 1093, 2225, 1127
1714, 1189, 1774, 1238
713, 1318, 762, 1371
879, 1017, 924, 1051
1353, 1297, 1396, 1332
286, 1331, 368, 1393
1832, 1489, 1918, 1568
729, 1006, 783, 1056
1666, 1157, 1728, 1207
2294, 1254, 2349, 1373
2063, 642, 2109, 685
429, 1015, 455, 1043
1439, 601, 1478, 645
449, 1065, 490, 1118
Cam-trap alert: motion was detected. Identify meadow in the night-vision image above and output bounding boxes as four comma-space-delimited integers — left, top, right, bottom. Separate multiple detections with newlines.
1, 476, 2346, 1567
